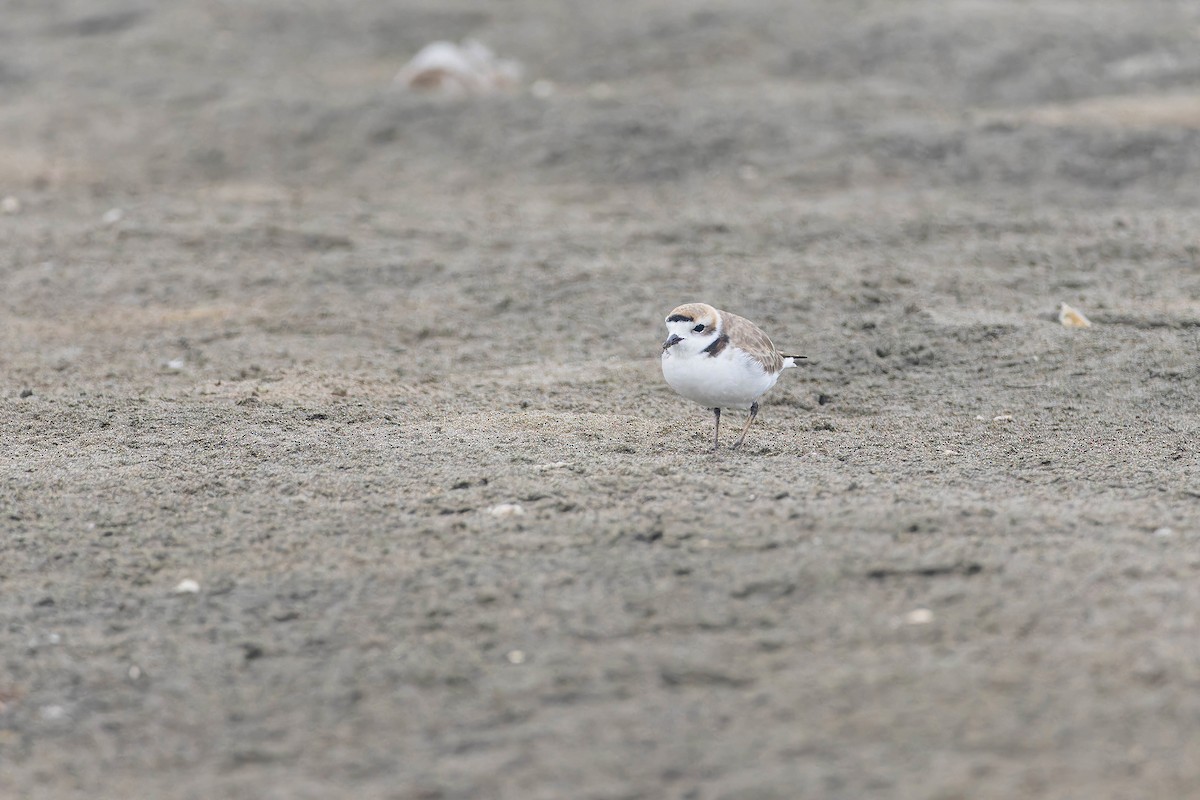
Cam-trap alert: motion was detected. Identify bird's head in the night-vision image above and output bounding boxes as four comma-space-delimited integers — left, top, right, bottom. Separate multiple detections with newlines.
662, 303, 721, 355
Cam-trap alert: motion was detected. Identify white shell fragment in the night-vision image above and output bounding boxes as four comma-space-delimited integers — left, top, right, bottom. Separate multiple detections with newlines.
173, 578, 201, 594
1059, 302, 1092, 328
904, 608, 934, 625
506, 650, 527, 664
488, 503, 525, 518
395, 39, 522, 94
1, 196, 20, 214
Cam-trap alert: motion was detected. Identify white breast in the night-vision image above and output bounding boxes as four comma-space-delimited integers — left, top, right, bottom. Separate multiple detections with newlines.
661, 347, 780, 410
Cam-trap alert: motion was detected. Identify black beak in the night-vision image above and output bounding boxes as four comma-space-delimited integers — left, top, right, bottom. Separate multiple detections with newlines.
662, 334, 683, 351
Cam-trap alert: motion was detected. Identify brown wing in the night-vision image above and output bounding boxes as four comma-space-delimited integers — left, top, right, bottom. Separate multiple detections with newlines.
718, 310, 784, 373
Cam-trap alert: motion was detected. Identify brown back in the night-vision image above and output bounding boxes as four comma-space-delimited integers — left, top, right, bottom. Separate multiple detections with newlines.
718, 309, 785, 373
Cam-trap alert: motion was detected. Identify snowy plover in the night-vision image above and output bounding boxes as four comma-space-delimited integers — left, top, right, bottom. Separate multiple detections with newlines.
661, 303, 805, 450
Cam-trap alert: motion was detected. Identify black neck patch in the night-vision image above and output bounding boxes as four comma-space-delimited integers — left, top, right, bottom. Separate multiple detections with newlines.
702, 333, 729, 357
667, 314, 694, 323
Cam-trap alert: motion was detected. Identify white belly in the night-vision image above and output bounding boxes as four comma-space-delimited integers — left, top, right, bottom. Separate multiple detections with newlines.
661, 350, 780, 410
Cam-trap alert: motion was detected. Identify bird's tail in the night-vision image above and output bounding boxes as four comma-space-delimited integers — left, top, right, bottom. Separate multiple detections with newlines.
782, 354, 807, 369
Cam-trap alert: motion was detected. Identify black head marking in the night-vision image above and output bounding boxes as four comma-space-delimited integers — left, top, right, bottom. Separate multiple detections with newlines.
667, 314, 695, 323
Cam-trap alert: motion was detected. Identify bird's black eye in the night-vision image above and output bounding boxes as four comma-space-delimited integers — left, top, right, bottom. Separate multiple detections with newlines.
693, 324, 705, 332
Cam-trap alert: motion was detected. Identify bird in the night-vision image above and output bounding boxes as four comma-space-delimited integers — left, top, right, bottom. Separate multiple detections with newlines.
660, 303, 805, 450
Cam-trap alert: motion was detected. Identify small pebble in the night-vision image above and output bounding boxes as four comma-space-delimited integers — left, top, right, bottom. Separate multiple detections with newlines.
506, 650, 526, 664
1154, 527, 1174, 538
992, 414, 1013, 422
165, 358, 185, 371
488, 503, 525, 517
128, 665, 142, 680
173, 578, 200, 594
904, 608, 934, 625
1, 196, 20, 214
19, 388, 33, 398
101, 208, 124, 225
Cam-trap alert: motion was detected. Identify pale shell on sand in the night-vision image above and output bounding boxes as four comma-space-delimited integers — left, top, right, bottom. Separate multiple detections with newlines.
488, 503, 525, 518
1059, 302, 1092, 328
395, 39, 522, 95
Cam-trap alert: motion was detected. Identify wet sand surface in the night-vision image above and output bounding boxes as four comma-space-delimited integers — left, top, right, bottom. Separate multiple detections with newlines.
4, 1, 1200, 797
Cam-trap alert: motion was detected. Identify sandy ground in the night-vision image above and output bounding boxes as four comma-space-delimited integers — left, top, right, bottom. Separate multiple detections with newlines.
4, 1, 1200, 798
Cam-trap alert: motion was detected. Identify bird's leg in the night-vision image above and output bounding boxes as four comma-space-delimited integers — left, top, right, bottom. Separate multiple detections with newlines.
712, 407, 721, 451
732, 402, 759, 450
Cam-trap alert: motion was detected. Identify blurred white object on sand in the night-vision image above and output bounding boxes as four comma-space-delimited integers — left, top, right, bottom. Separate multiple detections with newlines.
395, 39, 522, 94
1058, 302, 1092, 328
